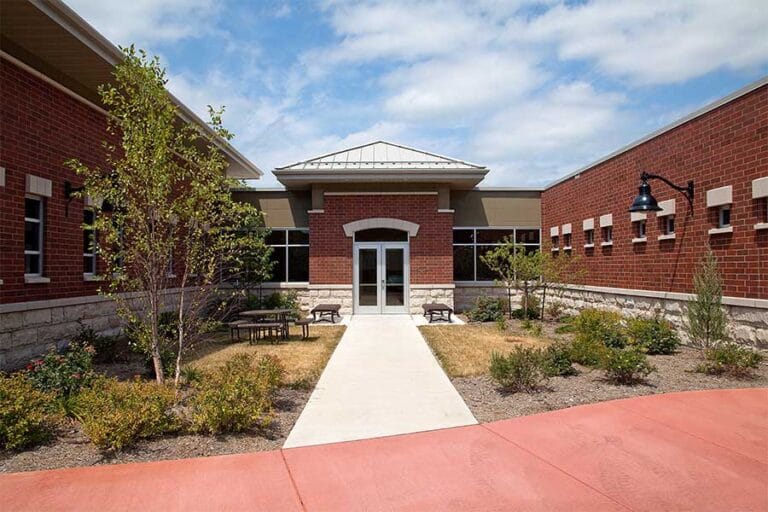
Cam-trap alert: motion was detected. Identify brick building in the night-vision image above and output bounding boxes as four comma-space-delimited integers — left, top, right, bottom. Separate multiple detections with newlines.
0, 1, 261, 368
2, 2, 766, 370
541, 79, 768, 345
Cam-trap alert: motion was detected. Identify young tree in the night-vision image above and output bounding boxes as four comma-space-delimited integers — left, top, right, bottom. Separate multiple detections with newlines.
539, 250, 585, 320
480, 238, 543, 319
67, 46, 270, 384
685, 248, 728, 349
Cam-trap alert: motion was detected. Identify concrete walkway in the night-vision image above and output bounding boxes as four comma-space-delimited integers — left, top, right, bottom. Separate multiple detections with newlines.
283, 314, 477, 448
2, 389, 766, 511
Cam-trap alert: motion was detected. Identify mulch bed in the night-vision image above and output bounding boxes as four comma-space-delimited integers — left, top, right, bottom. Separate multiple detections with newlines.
0, 386, 309, 474
454, 346, 768, 423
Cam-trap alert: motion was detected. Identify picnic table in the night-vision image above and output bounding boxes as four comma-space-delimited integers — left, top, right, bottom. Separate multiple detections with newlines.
422, 303, 453, 323
239, 308, 292, 341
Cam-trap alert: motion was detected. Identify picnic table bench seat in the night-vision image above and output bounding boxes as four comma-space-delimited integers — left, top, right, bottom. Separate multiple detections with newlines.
294, 318, 313, 339
422, 302, 453, 323
311, 304, 341, 323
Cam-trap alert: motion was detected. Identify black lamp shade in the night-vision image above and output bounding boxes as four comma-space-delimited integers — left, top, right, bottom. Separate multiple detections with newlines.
629, 180, 662, 212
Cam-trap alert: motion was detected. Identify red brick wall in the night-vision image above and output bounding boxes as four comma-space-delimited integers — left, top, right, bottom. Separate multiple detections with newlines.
309, 194, 454, 284
0, 60, 110, 304
541, 84, 768, 299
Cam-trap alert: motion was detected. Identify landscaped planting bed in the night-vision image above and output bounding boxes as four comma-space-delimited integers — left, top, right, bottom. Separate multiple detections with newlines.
420, 313, 767, 423
0, 325, 345, 473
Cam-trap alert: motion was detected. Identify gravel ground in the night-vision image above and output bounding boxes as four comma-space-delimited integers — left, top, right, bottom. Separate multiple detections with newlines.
454, 346, 768, 423
0, 386, 309, 474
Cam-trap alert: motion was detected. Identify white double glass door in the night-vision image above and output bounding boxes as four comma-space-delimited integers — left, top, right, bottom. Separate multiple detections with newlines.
353, 242, 409, 314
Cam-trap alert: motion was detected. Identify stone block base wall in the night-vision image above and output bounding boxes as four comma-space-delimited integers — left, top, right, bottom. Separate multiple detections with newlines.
454, 284, 524, 312
0, 291, 185, 371
409, 285, 454, 315
553, 286, 767, 348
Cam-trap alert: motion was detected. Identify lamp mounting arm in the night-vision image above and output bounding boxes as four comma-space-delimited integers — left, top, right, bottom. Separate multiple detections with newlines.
641, 172, 694, 211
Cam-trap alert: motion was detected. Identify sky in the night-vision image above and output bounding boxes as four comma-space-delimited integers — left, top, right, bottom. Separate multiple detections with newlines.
65, 0, 768, 188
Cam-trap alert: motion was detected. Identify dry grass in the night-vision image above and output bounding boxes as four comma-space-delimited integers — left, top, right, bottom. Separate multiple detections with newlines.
419, 324, 552, 378
185, 325, 346, 386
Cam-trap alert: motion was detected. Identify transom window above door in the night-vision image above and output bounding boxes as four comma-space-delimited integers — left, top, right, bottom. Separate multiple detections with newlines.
354, 228, 408, 242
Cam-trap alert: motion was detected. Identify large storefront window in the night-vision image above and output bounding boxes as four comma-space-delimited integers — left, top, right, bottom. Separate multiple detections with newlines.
266, 229, 309, 282
452, 228, 541, 282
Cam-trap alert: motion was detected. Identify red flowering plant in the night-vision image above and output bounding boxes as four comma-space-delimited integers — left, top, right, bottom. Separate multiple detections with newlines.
25, 340, 97, 400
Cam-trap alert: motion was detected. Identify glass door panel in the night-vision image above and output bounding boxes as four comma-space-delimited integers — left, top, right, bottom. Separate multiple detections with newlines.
358, 248, 379, 307
385, 248, 404, 307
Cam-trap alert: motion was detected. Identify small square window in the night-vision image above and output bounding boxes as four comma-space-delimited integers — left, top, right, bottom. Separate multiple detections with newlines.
563, 233, 572, 249
666, 216, 675, 234
636, 220, 646, 238
602, 226, 613, 243
551, 235, 559, 248
585, 229, 594, 245
718, 206, 731, 228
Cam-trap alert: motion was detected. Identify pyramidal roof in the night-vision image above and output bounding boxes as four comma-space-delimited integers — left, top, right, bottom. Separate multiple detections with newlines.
276, 141, 486, 172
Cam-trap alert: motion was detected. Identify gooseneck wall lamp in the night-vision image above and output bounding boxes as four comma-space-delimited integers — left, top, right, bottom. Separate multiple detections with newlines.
629, 171, 694, 213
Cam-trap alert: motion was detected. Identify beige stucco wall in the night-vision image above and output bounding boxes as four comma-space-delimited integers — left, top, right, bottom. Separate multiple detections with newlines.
451, 189, 541, 227
233, 190, 311, 228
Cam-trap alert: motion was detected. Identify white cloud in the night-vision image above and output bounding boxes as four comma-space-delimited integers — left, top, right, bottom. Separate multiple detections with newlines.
472, 81, 628, 184
383, 52, 544, 121
517, 0, 768, 85
64, 0, 219, 46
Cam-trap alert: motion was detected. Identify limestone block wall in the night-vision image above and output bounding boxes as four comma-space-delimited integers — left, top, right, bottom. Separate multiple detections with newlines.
409, 285, 454, 315
454, 284, 523, 312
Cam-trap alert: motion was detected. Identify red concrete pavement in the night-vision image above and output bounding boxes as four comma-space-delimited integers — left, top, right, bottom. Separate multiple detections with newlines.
2, 388, 766, 512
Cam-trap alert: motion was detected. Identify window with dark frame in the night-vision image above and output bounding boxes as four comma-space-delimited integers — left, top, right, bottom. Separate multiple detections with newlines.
266, 228, 309, 283
585, 229, 595, 246
636, 219, 646, 239
452, 228, 540, 282
665, 216, 675, 235
718, 206, 731, 228
551, 235, 559, 249
602, 226, 613, 243
83, 209, 97, 275
24, 196, 44, 276
563, 233, 572, 249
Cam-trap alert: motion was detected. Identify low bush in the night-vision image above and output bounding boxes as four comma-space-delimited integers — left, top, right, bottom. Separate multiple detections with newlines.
627, 316, 680, 355
545, 301, 566, 321
466, 296, 506, 322
0, 373, 57, 450
489, 347, 546, 392
495, 315, 507, 332
574, 309, 627, 348
602, 347, 656, 385
522, 320, 543, 337
569, 336, 610, 367
511, 306, 541, 320
190, 354, 284, 434
72, 377, 178, 451
127, 311, 180, 378
695, 343, 764, 378
542, 342, 576, 377
25, 341, 96, 399
246, 291, 302, 319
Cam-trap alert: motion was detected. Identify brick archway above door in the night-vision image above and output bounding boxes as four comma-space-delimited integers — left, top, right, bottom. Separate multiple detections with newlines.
343, 218, 420, 237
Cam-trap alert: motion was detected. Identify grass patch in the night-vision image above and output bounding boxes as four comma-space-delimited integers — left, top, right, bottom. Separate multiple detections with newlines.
419, 324, 551, 378
185, 325, 346, 387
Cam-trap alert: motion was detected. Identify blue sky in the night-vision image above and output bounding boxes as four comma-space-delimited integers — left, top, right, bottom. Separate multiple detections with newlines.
66, 0, 768, 187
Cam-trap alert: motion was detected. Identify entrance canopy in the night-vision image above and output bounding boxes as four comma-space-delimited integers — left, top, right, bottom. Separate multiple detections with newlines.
274, 141, 488, 189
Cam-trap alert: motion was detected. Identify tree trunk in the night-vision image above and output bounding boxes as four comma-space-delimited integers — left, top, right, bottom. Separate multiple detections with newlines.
174, 281, 186, 389
149, 291, 165, 383
507, 286, 513, 318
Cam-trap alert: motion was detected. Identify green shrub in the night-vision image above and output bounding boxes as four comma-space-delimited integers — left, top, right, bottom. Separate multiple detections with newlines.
466, 296, 506, 322
574, 309, 627, 348
495, 315, 507, 332
25, 341, 96, 398
542, 342, 576, 377
627, 316, 680, 355
695, 343, 764, 378
569, 336, 610, 367
72, 377, 178, 451
0, 373, 57, 450
126, 311, 179, 378
523, 321, 543, 337
246, 291, 302, 319
602, 347, 656, 385
190, 354, 283, 434
489, 347, 546, 392
511, 306, 541, 320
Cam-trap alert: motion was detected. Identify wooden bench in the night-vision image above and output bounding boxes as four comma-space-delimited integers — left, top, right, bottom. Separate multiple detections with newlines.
241, 322, 284, 344
422, 303, 453, 323
311, 304, 341, 323
227, 319, 249, 341
295, 318, 312, 339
